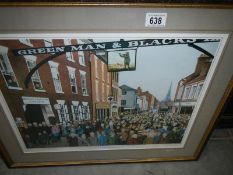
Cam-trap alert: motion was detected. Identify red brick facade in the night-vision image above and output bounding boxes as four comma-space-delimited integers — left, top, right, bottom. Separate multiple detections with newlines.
0, 39, 92, 125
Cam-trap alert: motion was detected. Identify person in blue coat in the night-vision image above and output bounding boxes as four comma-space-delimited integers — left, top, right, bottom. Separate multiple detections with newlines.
98, 131, 107, 146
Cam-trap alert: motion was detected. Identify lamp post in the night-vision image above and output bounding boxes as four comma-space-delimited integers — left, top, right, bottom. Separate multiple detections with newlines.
107, 96, 113, 119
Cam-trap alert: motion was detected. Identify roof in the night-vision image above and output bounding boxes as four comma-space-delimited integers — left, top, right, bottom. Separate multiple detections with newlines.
180, 54, 211, 85
119, 84, 136, 91
185, 75, 205, 85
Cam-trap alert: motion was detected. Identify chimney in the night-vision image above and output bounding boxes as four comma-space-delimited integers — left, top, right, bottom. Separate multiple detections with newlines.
137, 87, 142, 95
194, 54, 211, 77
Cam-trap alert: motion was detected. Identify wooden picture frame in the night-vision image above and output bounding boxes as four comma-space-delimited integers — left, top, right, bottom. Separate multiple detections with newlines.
0, 3, 232, 167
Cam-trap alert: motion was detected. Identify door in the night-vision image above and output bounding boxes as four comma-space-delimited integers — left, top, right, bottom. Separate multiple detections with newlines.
24, 104, 45, 123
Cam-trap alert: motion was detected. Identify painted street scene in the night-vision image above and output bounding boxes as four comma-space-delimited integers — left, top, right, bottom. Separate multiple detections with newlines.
0, 37, 220, 148
108, 49, 136, 72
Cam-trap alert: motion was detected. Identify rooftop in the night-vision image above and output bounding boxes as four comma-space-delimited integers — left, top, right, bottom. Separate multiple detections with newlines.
119, 84, 136, 91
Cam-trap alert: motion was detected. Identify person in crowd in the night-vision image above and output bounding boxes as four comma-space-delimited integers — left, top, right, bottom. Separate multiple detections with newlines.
32, 122, 39, 145
97, 131, 107, 146
75, 124, 83, 137
38, 123, 43, 133
42, 130, 49, 145
84, 125, 91, 138
27, 123, 35, 145
120, 128, 128, 145
38, 132, 43, 145
127, 133, 138, 145
153, 128, 161, 144
144, 130, 154, 144
108, 131, 116, 145
104, 124, 111, 140
89, 132, 98, 146
51, 123, 60, 142
61, 122, 68, 137
24, 134, 33, 148
68, 132, 79, 146
78, 134, 89, 146
20, 110, 190, 147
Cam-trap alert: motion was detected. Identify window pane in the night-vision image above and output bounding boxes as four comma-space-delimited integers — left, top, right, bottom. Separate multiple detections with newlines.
0, 54, 19, 88
50, 66, 63, 93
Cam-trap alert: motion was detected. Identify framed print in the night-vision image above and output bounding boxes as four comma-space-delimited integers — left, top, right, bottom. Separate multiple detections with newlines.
0, 4, 233, 167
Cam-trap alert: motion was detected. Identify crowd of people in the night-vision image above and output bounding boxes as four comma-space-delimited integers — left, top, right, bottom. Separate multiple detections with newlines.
18, 111, 191, 148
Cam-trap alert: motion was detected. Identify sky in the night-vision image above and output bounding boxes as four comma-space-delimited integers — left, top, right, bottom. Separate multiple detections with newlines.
93, 38, 220, 101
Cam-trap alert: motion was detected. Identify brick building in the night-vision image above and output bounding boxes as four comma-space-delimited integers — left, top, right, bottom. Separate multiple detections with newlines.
90, 52, 120, 121
0, 38, 92, 126
173, 54, 211, 114
136, 87, 157, 111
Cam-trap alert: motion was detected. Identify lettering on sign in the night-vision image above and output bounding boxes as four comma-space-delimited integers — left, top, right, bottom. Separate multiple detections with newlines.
14, 39, 220, 56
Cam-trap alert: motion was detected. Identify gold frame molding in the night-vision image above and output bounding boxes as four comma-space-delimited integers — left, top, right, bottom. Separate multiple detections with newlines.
0, 3, 232, 167
0, 2, 233, 9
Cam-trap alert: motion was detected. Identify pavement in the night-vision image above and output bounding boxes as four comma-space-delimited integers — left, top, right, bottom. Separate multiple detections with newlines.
0, 129, 233, 175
